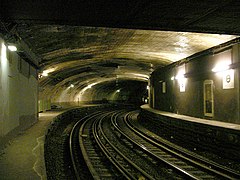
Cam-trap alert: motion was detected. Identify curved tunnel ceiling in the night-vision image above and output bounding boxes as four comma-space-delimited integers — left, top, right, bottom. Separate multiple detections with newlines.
15, 24, 237, 89
1, 1, 240, 102
4, 24, 238, 102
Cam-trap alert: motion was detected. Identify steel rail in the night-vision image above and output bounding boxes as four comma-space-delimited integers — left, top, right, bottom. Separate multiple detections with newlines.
69, 111, 102, 179
111, 111, 200, 179
125, 111, 240, 179
94, 110, 156, 180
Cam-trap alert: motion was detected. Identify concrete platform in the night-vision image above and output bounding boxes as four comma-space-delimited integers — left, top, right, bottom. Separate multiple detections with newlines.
140, 104, 240, 158
141, 104, 240, 131
0, 109, 65, 180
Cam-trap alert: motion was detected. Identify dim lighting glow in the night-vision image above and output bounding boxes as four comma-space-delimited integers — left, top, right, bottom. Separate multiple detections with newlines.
125, 73, 149, 80
42, 71, 48, 77
175, 67, 186, 80
116, 89, 120, 92
86, 84, 92, 89
1, 43, 7, 62
83, 82, 98, 91
212, 61, 231, 73
8, 45, 17, 52
175, 73, 185, 80
146, 85, 149, 90
1, 43, 8, 70
176, 66, 187, 92
70, 84, 74, 88
171, 76, 175, 80
41, 67, 57, 77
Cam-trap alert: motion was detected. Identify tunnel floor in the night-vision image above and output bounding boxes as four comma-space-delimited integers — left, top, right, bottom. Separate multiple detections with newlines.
0, 110, 65, 179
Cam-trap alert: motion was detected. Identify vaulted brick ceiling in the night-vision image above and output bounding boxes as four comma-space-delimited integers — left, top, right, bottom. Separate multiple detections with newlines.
0, 0, 239, 99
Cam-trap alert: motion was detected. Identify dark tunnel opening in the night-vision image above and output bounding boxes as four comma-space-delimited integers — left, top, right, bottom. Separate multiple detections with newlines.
88, 80, 149, 106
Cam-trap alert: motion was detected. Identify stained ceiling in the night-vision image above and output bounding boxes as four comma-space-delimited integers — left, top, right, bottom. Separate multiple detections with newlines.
0, 1, 240, 102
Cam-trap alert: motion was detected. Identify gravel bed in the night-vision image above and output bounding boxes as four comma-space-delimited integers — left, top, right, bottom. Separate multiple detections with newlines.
44, 105, 111, 179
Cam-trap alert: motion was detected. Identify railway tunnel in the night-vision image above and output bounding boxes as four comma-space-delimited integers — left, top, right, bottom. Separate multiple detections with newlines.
0, 1, 240, 179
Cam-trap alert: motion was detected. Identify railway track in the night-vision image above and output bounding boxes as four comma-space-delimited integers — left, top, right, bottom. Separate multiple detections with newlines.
70, 110, 122, 179
119, 110, 240, 179
69, 108, 240, 179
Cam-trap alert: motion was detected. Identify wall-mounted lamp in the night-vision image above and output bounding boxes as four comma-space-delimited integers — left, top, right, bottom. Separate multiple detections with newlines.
171, 76, 175, 81
70, 84, 74, 88
7, 45, 17, 52
175, 67, 187, 92
116, 89, 120, 93
175, 73, 185, 80
212, 61, 231, 73
212, 61, 234, 89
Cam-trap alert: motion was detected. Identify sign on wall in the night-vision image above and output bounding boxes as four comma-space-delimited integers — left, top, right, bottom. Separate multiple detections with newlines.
179, 80, 186, 92
222, 69, 234, 89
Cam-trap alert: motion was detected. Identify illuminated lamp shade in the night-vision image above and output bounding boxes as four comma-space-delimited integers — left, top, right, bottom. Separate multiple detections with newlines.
8, 45, 17, 52
212, 61, 230, 73
175, 73, 185, 80
175, 69, 187, 92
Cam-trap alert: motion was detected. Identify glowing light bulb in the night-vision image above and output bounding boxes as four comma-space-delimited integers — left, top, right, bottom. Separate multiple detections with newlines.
212, 61, 230, 73
8, 45, 17, 52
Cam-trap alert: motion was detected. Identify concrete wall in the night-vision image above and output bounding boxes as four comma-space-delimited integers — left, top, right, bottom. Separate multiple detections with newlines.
150, 39, 240, 124
0, 38, 38, 144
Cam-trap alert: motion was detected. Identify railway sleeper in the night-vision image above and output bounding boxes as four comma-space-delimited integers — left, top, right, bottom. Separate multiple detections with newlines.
96, 167, 112, 173
91, 161, 106, 167
173, 161, 189, 166
121, 138, 134, 148
190, 170, 213, 177
200, 175, 216, 179
166, 157, 180, 162
86, 149, 97, 153
82, 141, 92, 146
99, 173, 115, 178
154, 151, 168, 156
113, 131, 122, 138
90, 156, 102, 160
159, 154, 173, 158
179, 165, 196, 170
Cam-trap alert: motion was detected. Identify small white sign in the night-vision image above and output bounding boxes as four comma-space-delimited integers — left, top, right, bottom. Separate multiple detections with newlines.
223, 69, 234, 89
179, 80, 186, 92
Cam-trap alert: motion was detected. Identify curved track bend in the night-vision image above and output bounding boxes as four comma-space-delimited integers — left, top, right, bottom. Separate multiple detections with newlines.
69, 108, 240, 179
